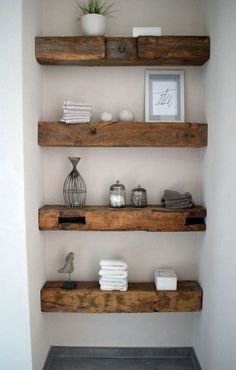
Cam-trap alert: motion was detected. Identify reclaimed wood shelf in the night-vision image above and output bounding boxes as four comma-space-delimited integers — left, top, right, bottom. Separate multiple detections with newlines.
41, 281, 202, 313
35, 36, 210, 66
39, 205, 206, 232
38, 121, 207, 148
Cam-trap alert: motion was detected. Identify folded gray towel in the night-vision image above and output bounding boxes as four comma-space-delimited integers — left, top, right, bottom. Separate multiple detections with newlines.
162, 190, 192, 201
162, 189, 194, 209
164, 198, 192, 204
164, 203, 193, 209
164, 200, 193, 207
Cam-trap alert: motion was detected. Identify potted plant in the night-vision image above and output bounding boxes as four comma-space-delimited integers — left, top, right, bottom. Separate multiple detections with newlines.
75, 0, 116, 36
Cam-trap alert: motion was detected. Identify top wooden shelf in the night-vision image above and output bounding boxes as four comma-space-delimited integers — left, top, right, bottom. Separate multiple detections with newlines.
35, 36, 210, 66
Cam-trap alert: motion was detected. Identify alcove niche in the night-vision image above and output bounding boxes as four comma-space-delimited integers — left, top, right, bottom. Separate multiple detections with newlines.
40, 0, 207, 348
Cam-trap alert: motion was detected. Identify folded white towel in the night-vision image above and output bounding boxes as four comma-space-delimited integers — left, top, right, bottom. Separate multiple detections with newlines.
63, 107, 92, 112
99, 277, 127, 284
99, 278, 127, 286
62, 116, 91, 120
100, 259, 128, 270
100, 266, 127, 271
100, 285, 128, 292
99, 270, 128, 278
61, 98, 92, 124
64, 98, 92, 107
63, 113, 92, 117
61, 118, 91, 124
62, 113, 91, 117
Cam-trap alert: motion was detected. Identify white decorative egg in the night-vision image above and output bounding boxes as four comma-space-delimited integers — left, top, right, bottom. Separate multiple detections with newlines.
118, 109, 135, 122
100, 112, 113, 121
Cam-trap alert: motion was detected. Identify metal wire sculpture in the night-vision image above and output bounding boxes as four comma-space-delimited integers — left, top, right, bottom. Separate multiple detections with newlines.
63, 157, 87, 208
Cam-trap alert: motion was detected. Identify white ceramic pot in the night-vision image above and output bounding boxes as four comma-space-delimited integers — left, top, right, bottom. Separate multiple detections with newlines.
81, 14, 106, 36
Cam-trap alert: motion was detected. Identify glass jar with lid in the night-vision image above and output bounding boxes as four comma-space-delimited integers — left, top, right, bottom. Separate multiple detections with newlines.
131, 185, 147, 207
109, 180, 126, 208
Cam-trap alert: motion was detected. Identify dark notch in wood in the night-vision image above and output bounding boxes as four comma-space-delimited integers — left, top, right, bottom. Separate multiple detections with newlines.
186, 217, 205, 226
38, 122, 208, 148
106, 37, 137, 61
38, 205, 207, 232
41, 281, 202, 313
35, 36, 210, 66
58, 216, 86, 225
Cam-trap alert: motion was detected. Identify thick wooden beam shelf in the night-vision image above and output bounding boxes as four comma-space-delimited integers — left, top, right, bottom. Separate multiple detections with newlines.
39, 205, 206, 232
38, 121, 207, 148
35, 36, 105, 64
41, 281, 202, 313
35, 36, 210, 66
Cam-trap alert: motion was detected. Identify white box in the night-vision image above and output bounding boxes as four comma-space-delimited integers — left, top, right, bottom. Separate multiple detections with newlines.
155, 269, 177, 291
133, 27, 162, 37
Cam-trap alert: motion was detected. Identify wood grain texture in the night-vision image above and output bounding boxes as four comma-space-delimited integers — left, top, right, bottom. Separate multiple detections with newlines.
138, 36, 210, 65
35, 36, 210, 65
38, 121, 208, 147
38, 205, 206, 232
41, 281, 202, 313
35, 37, 105, 64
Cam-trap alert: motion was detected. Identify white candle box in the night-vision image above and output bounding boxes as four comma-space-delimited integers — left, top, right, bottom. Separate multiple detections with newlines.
155, 269, 177, 291
132, 27, 162, 37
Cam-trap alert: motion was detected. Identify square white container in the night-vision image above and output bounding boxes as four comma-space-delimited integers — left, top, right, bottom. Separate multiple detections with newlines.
155, 269, 177, 291
133, 27, 162, 37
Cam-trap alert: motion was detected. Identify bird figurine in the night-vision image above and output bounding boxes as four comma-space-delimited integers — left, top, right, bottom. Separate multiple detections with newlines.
58, 252, 76, 289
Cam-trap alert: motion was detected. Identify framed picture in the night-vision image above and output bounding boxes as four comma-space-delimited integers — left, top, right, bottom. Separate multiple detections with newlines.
145, 70, 185, 122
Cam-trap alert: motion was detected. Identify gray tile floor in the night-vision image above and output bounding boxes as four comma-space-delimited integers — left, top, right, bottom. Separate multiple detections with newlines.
44, 347, 201, 370
49, 357, 196, 370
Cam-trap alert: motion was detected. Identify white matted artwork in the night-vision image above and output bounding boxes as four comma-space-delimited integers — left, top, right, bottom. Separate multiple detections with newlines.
145, 70, 185, 122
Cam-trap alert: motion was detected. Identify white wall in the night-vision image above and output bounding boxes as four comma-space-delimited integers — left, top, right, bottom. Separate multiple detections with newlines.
194, 0, 236, 369
22, 0, 50, 369
43, 0, 205, 37
0, 1, 32, 369
42, 0, 206, 347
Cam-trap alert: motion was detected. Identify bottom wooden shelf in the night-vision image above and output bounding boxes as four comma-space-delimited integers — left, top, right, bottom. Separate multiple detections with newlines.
41, 281, 202, 313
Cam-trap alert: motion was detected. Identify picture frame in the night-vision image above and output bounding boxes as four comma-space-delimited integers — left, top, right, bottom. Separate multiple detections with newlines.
145, 70, 185, 122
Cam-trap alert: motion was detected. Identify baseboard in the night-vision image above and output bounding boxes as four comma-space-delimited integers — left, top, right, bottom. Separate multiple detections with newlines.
44, 346, 202, 370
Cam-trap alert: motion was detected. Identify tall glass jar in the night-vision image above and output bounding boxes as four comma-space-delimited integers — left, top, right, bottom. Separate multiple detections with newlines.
63, 157, 87, 208
109, 180, 126, 208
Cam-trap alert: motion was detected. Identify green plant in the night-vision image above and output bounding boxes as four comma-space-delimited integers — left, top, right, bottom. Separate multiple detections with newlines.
74, 0, 116, 17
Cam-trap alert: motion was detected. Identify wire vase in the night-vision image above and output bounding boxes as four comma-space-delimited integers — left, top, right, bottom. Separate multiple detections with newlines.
63, 157, 87, 208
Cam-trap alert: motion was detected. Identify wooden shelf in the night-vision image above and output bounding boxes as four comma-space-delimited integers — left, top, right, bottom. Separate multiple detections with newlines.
38, 121, 207, 148
41, 281, 202, 313
35, 36, 210, 66
39, 205, 206, 232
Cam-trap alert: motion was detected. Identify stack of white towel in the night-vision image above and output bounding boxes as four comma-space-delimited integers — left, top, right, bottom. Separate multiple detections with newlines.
99, 259, 128, 291
61, 98, 92, 124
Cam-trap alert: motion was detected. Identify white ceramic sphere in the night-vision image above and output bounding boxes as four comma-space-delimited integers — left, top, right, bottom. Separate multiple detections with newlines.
100, 112, 113, 121
81, 14, 106, 36
118, 109, 135, 122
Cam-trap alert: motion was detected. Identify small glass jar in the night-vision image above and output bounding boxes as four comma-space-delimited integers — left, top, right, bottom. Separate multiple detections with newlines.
109, 180, 126, 208
131, 185, 147, 208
